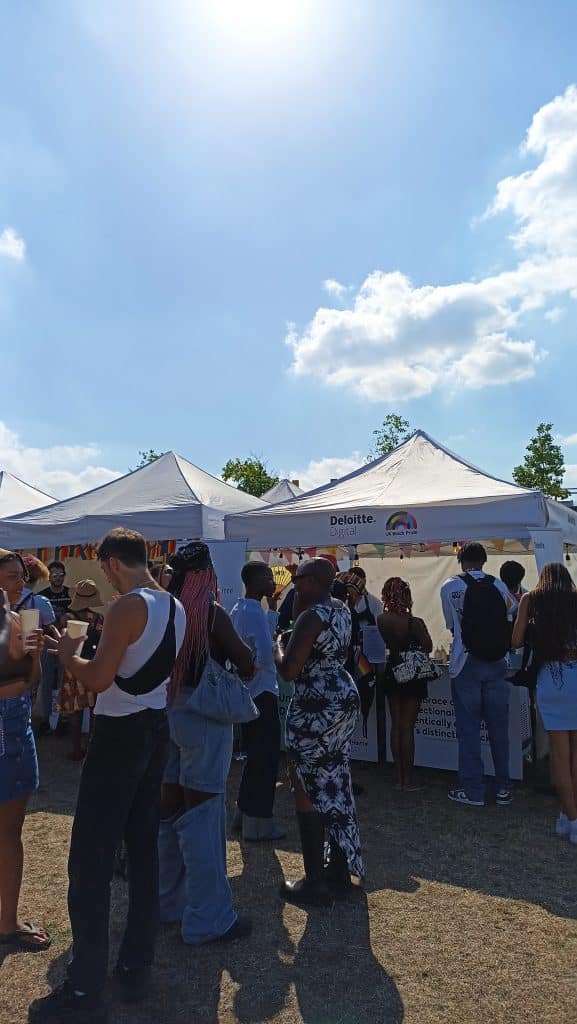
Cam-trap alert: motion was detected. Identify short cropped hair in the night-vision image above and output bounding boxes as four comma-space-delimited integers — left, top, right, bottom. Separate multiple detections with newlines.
97, 528, 147, 568
458, 542, 487, 566
48, 561, 66, 573
241, 561, 271, 587
500, 560, 526, 590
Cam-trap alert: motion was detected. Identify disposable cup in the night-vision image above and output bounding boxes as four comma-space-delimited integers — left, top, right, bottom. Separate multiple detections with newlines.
67, 620, 89, 640
19, 608, 40, 649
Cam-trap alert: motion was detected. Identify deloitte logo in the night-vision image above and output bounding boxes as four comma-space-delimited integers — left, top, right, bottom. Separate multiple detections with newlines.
385, 511, 418, 537
329, 512, 376, 539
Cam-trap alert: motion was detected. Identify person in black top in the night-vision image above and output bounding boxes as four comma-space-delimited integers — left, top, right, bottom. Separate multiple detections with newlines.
40, 562, 72, 628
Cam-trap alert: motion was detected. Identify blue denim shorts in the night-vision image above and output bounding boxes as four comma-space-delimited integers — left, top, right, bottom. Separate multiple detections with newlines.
164, 693, 233, 794
0, 695, 39, 805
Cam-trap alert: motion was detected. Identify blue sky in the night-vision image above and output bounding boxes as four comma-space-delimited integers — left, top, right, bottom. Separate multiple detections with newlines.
2, 0, 577, 497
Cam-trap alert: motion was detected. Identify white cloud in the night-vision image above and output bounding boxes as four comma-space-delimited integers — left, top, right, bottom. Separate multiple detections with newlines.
285, 452, 363, 491
560, 432, 577, 446
0, 420, 121, 499
323, 279, 351, 300
0, 227, 25, 262
564, 464, 577, 488
288, 85, 577, 400
544, 306, 565, 322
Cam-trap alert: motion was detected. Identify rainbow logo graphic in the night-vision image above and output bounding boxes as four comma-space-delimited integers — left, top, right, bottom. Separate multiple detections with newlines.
385, 511, 418, 535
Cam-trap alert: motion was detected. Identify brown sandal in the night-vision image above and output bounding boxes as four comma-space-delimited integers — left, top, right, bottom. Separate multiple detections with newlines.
0, 921, 51, 952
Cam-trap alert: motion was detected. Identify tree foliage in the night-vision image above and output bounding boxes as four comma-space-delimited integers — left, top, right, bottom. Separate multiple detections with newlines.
133, 449, 164, 470
221, 456, 278, 498
368, 414, 412, 461
512, 422, 569, 500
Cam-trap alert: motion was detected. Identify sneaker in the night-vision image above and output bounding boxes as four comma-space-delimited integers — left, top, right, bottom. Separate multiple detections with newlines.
555, 813, 570, 837
495, 788, 513, 807
448, 789, 484, 807
208, 914, 253, 944
29, 981, 106, 1021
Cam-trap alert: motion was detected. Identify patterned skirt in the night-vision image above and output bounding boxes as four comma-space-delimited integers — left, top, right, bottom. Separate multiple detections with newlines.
285, 685, 364, 879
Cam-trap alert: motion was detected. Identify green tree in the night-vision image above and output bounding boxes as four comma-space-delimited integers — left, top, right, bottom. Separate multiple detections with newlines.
512, 422, 569, 500
135, 449, 164, 469
222, 456, 278, 498
368, 413, 412, 461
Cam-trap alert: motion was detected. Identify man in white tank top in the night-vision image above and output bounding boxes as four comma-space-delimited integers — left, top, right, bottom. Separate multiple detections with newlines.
31, 529, 185, 1023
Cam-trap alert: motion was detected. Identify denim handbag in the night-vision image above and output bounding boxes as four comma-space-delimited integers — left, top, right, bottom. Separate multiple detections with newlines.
185, 656, 260, 725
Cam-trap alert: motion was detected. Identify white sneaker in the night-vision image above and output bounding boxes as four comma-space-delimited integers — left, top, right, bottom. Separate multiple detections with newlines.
555, 813, 570, 837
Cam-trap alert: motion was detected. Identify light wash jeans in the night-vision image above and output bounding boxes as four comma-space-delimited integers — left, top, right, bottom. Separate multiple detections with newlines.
159, 695, 236, 944
451, 655, 510, 802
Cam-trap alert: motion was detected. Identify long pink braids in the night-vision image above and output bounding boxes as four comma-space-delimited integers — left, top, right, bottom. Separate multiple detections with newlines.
169, 567, 218, 702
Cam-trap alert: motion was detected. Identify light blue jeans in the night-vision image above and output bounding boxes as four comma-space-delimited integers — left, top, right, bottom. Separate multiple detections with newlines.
451, 656, 510, 802
159, 696, 236, 945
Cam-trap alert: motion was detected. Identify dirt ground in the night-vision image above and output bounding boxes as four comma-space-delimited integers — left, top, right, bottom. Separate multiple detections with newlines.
1, 736, 576, 1024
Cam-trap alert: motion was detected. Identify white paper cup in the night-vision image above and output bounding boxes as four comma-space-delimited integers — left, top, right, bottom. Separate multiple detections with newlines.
67, 620, 89, 640
19, 608, 40, 649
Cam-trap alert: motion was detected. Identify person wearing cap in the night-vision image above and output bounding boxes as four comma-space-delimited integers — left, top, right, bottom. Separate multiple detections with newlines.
58, 581, 104, 762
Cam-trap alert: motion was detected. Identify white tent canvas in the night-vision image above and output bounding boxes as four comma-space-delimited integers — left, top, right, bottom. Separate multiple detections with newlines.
0, 452, 265, 548
225, 431, 577, 550
0, 471, 56, 519
262, 478, 304, 503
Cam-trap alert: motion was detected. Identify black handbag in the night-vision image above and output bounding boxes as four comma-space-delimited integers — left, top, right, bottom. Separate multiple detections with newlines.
510, 642, 539, 689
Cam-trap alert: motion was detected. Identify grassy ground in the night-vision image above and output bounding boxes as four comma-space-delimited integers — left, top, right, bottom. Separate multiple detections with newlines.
1, 736, 577, 1024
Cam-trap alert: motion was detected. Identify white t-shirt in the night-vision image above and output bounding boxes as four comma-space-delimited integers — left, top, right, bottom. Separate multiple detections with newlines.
440, 571, 514, 679
95, 588, 185, 717
230, 598, 278, 700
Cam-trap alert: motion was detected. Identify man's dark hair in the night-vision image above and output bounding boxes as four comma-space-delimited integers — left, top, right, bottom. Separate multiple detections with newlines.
241, 561, 271, 588
500, 560, 526, 591
97, 528, 147, 568
350, 566, 366, 580
458, 542, 487, 566
48, 561, 66, 573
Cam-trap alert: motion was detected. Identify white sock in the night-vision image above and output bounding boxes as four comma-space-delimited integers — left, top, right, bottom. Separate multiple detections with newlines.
74, 991, 87, 998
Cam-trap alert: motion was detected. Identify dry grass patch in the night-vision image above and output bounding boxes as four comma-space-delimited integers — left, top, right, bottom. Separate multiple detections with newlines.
1, 737, 576, 1024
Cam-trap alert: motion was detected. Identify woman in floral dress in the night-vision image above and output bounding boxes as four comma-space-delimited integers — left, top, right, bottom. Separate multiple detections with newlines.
276, 558, 363, 906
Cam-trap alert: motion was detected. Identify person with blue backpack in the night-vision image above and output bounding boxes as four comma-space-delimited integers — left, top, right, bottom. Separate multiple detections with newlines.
441, 542, 515, 808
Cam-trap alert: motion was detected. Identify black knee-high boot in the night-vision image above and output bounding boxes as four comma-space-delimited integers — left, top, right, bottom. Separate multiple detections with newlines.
325, 837, 353, 899
281, 812, 332, 907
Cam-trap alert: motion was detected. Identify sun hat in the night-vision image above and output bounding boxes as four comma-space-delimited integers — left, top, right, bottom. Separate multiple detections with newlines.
69, 579, 104, 613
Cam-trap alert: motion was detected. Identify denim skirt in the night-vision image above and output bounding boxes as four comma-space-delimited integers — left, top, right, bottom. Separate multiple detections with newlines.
0, 694, 39, 805
537, 661, 577, 730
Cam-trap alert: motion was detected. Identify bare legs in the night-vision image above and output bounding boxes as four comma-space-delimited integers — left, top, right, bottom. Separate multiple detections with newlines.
387, 694, 423, 789
0, 793, 48, 944
549, 730, 577, 820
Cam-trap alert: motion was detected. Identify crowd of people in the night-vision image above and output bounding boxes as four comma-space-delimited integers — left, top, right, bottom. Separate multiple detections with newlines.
0, 532, 576, 1021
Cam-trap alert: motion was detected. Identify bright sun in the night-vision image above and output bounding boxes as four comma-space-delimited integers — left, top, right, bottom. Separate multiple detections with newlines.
201, 0, 312, 47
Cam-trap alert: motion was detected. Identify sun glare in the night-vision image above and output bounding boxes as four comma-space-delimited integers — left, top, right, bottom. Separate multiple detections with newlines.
201, 0, 312, 47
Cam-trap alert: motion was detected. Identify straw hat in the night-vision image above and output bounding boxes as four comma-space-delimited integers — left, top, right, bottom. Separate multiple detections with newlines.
69, 579, 104, 613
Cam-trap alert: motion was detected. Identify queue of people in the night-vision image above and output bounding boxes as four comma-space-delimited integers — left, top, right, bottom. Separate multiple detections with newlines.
0, 533, 576, 1022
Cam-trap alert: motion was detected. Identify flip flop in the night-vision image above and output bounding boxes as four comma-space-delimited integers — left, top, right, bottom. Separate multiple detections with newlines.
0, 921, 51, 952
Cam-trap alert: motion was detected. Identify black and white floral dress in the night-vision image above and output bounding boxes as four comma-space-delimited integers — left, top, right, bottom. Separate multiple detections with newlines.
285, 600, 364, 879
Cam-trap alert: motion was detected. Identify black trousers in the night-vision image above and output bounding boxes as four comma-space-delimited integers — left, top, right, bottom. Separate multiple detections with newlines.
237, 691, 281, 818
67, 708, 169, 995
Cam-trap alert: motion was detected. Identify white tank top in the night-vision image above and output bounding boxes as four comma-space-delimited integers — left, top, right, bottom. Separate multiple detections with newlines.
95, 587, 186, 718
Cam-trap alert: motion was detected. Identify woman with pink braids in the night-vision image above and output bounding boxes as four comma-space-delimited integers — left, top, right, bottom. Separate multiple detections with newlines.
378, 577, 433, 791
159, 542, 255, 946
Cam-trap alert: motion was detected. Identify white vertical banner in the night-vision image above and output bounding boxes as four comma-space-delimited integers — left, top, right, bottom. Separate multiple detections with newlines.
206, 540, 247, 611
529, 528, 564, 573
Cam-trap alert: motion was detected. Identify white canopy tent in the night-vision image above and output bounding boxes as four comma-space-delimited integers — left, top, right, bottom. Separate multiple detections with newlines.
262, 478, 304, 503
0, 471, 56, 519
225, 432, 577, 558
0, 451, 265, 548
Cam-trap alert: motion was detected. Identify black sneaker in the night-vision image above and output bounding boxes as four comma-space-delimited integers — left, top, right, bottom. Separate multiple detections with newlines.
208, 914, 253, 943
29, 981, 106, 1022
114, 964, 151, 1004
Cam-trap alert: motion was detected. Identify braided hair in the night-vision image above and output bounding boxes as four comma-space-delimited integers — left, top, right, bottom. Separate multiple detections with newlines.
168, 542, 218, 700
382, 577, 412, 616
